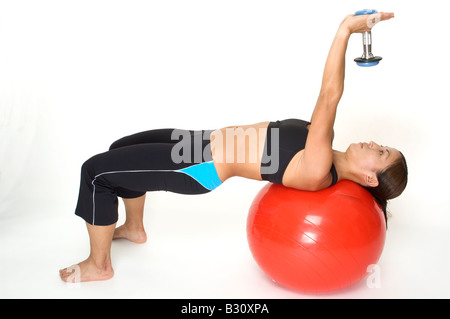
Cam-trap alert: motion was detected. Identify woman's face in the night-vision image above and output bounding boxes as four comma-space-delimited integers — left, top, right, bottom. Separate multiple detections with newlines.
347, 141, 402, 176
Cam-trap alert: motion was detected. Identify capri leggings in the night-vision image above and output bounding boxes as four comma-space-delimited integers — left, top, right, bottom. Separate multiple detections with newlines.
74, 128, 222, 226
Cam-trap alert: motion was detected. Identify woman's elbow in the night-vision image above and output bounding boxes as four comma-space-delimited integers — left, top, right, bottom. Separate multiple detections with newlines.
318, 89, 343, 106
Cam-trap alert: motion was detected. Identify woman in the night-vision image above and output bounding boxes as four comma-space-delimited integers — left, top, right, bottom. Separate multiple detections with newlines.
60, 12, 407, 283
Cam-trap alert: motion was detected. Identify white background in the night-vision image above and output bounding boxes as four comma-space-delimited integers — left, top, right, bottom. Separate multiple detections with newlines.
1, 0, 449, 298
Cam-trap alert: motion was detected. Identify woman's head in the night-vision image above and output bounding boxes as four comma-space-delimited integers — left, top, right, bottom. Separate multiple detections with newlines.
346, 141, 408, 221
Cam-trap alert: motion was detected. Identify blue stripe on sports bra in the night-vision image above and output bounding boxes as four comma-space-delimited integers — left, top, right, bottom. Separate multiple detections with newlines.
177, 161, 223, 191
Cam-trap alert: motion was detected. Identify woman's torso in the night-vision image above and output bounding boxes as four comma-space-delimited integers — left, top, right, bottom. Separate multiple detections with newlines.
210, 121, 270, 181
210, 120, 314, 188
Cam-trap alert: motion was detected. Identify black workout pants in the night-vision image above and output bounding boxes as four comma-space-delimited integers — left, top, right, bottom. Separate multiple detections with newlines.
74, 128, 214, 226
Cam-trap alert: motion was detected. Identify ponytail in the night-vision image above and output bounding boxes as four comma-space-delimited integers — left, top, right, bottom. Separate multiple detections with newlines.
365, 190, 388, 227
364, 152, 408, 229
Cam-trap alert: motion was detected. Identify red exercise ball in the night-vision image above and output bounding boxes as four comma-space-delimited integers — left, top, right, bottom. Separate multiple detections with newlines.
247, 180, 386, 293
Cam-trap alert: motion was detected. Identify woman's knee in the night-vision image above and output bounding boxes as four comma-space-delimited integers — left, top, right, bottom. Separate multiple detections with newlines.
109, 133, 139, 150
109, 139, 123, 150
80, 154, 103, 180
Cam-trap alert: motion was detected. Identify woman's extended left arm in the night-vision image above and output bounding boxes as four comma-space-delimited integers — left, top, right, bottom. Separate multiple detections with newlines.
301, 12, 394, 189
309, 20, 350, 142
299, 18, 351, 189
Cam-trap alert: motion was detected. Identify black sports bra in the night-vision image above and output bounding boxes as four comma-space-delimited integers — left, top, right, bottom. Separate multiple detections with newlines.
260, 118, 338, 186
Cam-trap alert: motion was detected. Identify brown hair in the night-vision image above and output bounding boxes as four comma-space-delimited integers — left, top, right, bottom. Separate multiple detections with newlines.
364, 152, 408, 225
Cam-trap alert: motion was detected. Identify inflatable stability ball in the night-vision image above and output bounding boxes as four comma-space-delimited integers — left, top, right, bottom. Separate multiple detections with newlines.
247, 180, 386, 293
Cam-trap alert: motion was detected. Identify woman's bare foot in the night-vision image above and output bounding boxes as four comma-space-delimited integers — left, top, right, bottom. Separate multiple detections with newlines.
113, 224, 147, 244
60, 257, 114, 283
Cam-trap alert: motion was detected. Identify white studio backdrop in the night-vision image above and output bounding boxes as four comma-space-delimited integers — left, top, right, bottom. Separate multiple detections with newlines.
1, 0, 449, 298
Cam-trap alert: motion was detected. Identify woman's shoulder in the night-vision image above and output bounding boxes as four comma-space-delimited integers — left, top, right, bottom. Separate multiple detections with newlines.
282, 150, 336, 191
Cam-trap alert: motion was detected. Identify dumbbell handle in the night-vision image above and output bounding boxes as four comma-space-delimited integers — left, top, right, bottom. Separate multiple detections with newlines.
355, 9, 376, 59
361, 31, 374, 59
354, 9, 382, 66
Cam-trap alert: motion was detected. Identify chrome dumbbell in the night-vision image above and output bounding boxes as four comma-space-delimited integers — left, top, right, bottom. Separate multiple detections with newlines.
354, 9, 382, 67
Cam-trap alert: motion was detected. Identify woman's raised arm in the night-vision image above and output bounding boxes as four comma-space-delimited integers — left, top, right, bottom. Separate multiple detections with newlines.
302, 12, 394, 189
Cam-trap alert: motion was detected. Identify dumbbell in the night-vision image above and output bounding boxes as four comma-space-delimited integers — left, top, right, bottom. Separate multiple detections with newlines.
354, 9, 382, 67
